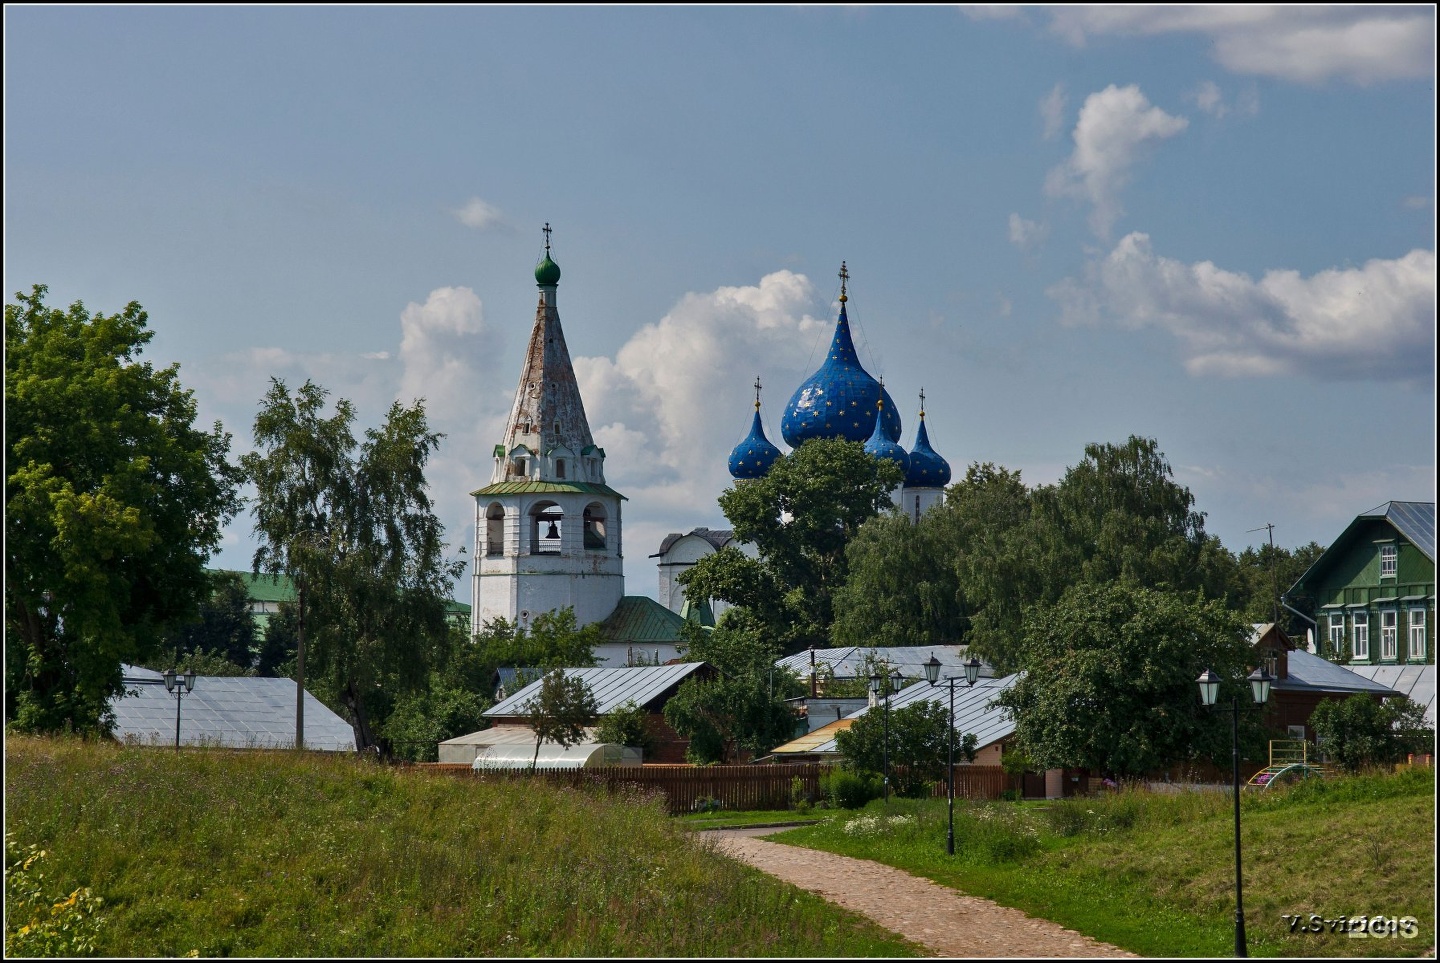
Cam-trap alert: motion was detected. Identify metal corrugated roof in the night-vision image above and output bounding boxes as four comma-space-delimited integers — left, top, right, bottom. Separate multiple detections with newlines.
769, 717, 856, 755
597, 596, 687, 645
1277, 650, 1403, 698
109, 666, 355, 750
1370, 501, 1436, 562
774, 646, 992, 682
1342, 664, 1436, 727
774, 674, 1019, 755
484, 663, 708, 718
470, 480, 628, 500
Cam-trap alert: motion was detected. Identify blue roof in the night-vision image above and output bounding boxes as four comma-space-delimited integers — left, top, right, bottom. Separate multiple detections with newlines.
1368, 501, 1435, 562
781, 301, 900, 447
1277, 650, 1402, 697
862, 402, 909, 473
728, 408, 783, 479
905, 414, 951, 488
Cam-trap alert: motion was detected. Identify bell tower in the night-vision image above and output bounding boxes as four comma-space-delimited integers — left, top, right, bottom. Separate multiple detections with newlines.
470, 226, 625, 634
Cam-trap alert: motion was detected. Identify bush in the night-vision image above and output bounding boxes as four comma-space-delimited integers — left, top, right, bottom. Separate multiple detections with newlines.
5, 834, 105, 957
821, 770, 883, 810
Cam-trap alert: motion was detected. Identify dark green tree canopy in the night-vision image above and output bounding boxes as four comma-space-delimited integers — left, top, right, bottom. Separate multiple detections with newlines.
996, 582, 1255, 777
1310, 694, 1432, 772
152, 571, 258, 673
5, 285, 240, 734
835, 697, 977, 798
681, 438, 904, 654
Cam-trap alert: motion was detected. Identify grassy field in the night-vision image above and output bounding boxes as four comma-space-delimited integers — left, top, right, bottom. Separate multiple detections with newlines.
4, 736, 920, 958
772, 767, 1436, 958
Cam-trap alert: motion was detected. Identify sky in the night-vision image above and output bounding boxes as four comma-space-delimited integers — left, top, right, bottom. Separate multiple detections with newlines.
5, 5, 1436, 605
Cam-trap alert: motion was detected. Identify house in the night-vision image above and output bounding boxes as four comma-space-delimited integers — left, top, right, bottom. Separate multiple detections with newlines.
109, 665, 355, 750
1285, 501, 1435, 667
1250, 624, 1404, 741
437, 662, 712, 764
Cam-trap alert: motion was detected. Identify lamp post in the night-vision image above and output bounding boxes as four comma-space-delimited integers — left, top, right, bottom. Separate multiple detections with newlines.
925, 654, 982, 855
162, 668, 197, 749
1197, 665, 1273, 958
869, 668, 904, 804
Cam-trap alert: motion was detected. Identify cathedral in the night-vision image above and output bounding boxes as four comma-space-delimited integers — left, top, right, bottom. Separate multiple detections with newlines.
471, 234, 951, 664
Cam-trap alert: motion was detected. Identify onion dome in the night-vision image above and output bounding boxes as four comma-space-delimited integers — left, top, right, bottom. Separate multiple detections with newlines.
535, 222, 561, 286
862, 399, 909, 475
905, 395, 951, 488
729, 378, 783, 479
781, 263, 901, 447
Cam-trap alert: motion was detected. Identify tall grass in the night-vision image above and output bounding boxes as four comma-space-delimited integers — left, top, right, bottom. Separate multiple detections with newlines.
776, 768, 1435, 958
5, 736, 919, 957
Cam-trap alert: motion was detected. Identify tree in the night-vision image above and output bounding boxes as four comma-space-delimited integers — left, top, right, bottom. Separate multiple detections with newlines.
153, 571, 257, 672
524, 668, 599, 769
995, 582, 1256, 777
5, 285, 240, 734
596, 700, 659, 758
1234, 540, 1326, 639
240, 378, 465, 752
1310, 694, 1433, 772
662, 622, 801, 763
681, 438, 904, 654
835, 698, 977, 798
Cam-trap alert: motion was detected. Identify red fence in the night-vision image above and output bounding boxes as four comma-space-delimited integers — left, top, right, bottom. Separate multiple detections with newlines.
416, 762, 1010, 815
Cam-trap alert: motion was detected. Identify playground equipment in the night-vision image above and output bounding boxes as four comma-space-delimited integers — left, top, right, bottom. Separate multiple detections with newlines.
1247, 739, 1327, 788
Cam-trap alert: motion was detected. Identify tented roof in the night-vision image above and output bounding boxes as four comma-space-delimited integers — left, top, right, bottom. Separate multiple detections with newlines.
471, 742, 641, 770
109, 665, 355, 751
485, 663, 708, 718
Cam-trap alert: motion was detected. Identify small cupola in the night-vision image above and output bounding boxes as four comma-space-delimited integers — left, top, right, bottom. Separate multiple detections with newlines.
862, 393, 909, 475
904, 390, 951, 489
729, 377, 783, 480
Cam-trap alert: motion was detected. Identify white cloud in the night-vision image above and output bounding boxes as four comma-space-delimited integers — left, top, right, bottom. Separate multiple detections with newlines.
1045, 85, 1188, 239
1040, 82, 1067, 140
1008, 213, 1050, 250
1403, 195, 1432, 210
397, 286, 493, 418
1188, 80, 1260, 120
453, 197, 506, 230
1048, 232, 1437, 381
1193, 80, 1227, 118
1045, 7, 1434, 85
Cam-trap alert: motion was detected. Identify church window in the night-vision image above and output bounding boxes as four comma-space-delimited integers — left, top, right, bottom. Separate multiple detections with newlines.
510, 456, 527, 478
583, 503, 607, 550
485, 503, 505, 557
530, 503, 563, 555
556, 459, 566, 479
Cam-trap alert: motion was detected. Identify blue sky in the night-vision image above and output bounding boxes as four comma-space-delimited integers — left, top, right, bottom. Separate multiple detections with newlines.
6, 5, 1435, 604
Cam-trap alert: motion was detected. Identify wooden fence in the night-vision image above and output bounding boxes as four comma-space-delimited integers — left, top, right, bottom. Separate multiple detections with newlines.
415, 762, 1010, 815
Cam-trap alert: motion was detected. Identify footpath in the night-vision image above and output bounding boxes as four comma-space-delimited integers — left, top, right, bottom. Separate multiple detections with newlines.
703, 827, 1137, 959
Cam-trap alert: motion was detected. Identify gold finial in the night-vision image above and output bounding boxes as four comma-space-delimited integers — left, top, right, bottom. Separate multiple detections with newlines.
543, 222, 552, 255
919, 388, 926, 419
753, 376, 763, 411
838, 261, 849, 303
876, 377, 884, 409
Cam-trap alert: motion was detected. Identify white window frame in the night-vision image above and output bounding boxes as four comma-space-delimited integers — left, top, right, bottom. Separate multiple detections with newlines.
1379, 543, 1397, 578
1410, 608, 1428, 661
1380, 609, 1398, 661
1352, 611, 1370, 661
1328, 613, 1345, 657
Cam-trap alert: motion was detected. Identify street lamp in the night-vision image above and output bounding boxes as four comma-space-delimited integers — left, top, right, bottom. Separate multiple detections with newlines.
1197, 665, 1273, 958
869, 668, 904, 804
925, 654, 982, 855
162, 668, 198, 749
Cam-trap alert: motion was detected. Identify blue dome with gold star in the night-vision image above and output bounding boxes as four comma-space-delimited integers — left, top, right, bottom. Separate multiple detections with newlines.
728, 409, 783, 480
905, 413, 951, 488
862, 401, 909, 473
781, 298, 900, 447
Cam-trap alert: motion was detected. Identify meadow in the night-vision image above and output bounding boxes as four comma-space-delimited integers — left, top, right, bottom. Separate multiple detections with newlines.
773, 766, 1436, 958
4, 736, 918, 957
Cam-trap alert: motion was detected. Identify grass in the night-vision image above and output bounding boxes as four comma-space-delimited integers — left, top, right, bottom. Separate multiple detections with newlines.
770, 767, 1436, 958
674, 809, 827, 831
4, 736, 921, 958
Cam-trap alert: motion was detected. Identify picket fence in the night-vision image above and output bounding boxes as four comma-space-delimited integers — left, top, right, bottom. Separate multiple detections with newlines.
416, 762, 1009, 815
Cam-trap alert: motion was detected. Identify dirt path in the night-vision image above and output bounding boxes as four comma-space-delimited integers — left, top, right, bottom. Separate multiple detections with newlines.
702, 827, 1137, 959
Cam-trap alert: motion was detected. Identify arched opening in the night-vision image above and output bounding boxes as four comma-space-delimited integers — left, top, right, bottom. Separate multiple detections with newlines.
509, 456, 528, 478
485, 503, 505, 557
556, 459, 566, 479
583, 502, 607, 550
530, 502, 564, 555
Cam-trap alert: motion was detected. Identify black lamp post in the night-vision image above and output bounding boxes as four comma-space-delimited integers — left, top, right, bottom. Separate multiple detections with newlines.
162, 668, 197, 749
869, 668, 904, 804
925, 654, 982, 855
1197, 665, 1273, 958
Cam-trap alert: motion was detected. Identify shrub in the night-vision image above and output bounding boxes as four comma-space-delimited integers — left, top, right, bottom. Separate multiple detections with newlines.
822, 770, 883, 809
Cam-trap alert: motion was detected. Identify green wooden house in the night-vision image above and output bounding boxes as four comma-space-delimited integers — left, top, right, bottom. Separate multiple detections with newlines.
1285, 501, 1435, 666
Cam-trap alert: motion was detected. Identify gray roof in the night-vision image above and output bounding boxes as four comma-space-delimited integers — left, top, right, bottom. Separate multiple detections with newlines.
1342, 664, 1436, 727
652, 527, 736, 558
484, 662, 708, 718
775, 646, 993, 682
1371, 501, 1436, 562
110, 666, 355, 751
1277, 650, 1403, 698
779, 674, 1019, 755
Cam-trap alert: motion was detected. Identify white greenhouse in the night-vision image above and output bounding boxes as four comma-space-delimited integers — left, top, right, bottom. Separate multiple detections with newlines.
471, 742, 641, 770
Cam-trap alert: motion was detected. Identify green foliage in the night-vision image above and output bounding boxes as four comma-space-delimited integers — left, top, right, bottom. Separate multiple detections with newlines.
239, 379, 466, 752
595, 701, 658, 757
379, 681, 490, 763
820, 769, 883, 809
5, 736, 919, 957
835, 697, 977, 798
5, 285, 241, 735
5, 833, 105, 957
1234, 541, 1326, 636
662, 623, 801, 763
996, 582, 1255, 777
1310, 694, 1433, 772
154, 571, 258, 671
472, 609, 602, 674
524, 669, 599, 768
681, 438, 904, 655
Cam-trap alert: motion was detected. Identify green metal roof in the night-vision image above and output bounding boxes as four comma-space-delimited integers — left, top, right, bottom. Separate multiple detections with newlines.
470, 480, 627, 500
597, 596, 688, 645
